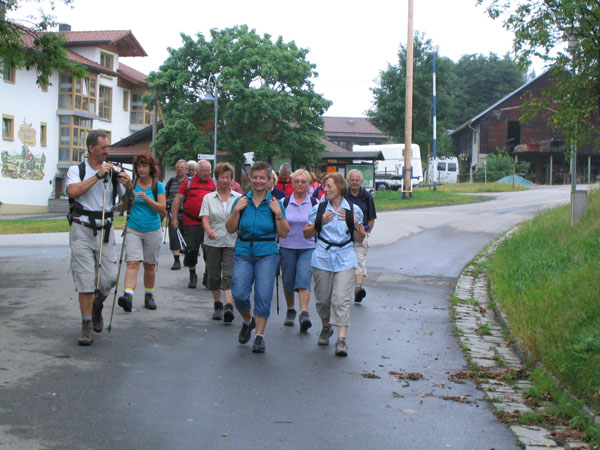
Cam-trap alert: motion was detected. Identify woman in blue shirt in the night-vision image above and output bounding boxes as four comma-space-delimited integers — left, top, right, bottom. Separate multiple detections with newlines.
226, 161, 289, 353
117, 153, 166, 312
303, 172, 365, 357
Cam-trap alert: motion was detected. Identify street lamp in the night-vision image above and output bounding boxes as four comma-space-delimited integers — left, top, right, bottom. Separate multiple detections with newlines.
201, 74, 218, 165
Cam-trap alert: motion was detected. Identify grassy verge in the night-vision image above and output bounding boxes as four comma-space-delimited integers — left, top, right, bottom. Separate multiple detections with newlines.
0, 216, 127, 234
488, 188, 600, 416
373, 182, 525, 211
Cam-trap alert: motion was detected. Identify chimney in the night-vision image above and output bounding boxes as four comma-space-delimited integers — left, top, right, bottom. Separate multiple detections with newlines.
59, 24, 72, 32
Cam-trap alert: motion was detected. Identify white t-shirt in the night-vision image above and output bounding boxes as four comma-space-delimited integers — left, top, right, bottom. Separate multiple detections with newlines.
65, 161, 125, 225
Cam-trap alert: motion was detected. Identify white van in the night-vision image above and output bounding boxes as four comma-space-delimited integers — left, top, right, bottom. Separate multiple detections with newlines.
428, 157, 459, 184
353, 144, 423, 187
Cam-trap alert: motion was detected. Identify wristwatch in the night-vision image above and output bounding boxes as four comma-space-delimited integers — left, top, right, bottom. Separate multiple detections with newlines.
95, 173, 102, 180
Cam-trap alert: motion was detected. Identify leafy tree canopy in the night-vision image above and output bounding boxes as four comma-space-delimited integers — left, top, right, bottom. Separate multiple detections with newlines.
147, 25, 332, 168
368, 32, 526, 158
478, 0, 600, 149
1, 0, 87, 86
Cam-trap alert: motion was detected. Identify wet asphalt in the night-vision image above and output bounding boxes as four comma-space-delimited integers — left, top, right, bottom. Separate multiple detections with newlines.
0, 186, 575, 449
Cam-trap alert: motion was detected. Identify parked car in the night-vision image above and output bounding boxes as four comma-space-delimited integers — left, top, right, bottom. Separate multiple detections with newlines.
375, 174, 403, 191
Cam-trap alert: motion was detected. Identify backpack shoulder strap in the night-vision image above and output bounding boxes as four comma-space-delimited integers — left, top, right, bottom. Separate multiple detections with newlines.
185, 176, 193, 198
78, 161, 86, 181
152, 179, 158, 200
345, 205, 355, 234
283, 195, 291, 209
314, 201, 328, 234
310, 196, 317, 206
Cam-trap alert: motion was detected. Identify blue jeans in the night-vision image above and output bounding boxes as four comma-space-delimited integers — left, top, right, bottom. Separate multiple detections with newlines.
232, 254, 278, 319
279, 247, 314, 294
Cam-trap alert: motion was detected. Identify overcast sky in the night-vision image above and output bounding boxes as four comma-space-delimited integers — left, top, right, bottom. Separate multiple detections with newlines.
12, 0, 539, 117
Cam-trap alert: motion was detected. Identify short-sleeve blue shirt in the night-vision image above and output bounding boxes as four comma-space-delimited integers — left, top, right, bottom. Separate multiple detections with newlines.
232, 190, 286, 257
129, 181, 165, 232
308, 198, 363, 272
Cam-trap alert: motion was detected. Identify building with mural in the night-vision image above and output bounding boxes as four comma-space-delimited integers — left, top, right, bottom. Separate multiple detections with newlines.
1, 24, 150, 213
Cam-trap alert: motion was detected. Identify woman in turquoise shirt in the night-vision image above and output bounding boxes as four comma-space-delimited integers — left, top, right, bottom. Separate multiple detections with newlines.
226, 161, 289, 353
303, 172, 365, 357
117, 153, 166, 312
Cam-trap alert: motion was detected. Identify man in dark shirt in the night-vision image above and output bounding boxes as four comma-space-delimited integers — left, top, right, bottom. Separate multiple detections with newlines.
165, 159, 188, 270
345, 169, 377, 303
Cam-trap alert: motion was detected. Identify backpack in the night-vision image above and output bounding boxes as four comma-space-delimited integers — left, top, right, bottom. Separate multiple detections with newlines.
67, 161, 118, 225
181, 176, 215, 223
313, 201, 355, 249
282, 194, 317, 209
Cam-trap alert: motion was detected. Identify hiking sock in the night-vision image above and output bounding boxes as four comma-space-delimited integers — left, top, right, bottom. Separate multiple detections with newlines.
82, 315, 91, 321
145, 287, 154, 294
174, 255, 180, 263
124, 288, 134, 296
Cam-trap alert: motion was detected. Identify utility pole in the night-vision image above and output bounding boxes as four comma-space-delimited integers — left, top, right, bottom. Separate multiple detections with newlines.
402, 0, 414, 199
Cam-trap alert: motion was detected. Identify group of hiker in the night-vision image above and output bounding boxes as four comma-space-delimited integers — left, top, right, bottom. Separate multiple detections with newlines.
66, 130, 377, 357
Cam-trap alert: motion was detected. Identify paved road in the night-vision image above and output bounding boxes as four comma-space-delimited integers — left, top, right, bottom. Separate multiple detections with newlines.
0, 186, 573, 449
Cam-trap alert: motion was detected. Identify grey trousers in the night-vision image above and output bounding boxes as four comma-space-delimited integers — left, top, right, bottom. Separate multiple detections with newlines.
311, 267, 354, 327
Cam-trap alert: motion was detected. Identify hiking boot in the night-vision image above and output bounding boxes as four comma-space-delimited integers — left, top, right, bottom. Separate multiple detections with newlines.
202, 272, 208, 288
144, 292, 157, 310
354, 287, 366, 303
317, 325, 334, 346
284, 308, 296, 326
171, 260, 181, 270
212, 301, 223, 320
92, 300, 104, 333
188, 272, 197, 289
118, 292, 133, 312
335, 338, 348, 357
77, 320, 93, 346
252, 335, 265, 353
299, 311, 312, 332
223, 303, 234, 323
238, 318, 255, 344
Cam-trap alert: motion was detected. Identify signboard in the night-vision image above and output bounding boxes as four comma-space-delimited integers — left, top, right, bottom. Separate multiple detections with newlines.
197, 154, 215, 161
347, 164, 374, 189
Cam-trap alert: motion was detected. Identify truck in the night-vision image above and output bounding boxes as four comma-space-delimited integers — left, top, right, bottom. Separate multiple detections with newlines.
353, 144, 423, 191
427, 157, 459, 184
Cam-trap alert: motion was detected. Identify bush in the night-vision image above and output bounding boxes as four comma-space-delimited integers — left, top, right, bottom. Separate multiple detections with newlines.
474, 149, 530, 182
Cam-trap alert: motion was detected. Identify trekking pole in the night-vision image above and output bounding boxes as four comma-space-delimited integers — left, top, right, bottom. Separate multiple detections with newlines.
107, 212, 129, 333
94, 174, 110, 300
275, 259, 280, 315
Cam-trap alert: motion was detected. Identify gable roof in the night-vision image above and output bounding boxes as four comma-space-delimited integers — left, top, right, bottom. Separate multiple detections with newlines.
323, 116, 389, 139
66, 50, 117, 76
60, 30, 147, 57
118, 62, 148, 85
450, 71, 550, 136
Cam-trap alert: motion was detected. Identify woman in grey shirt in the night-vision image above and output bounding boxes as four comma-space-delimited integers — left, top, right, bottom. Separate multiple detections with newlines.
200, 162, 242, 322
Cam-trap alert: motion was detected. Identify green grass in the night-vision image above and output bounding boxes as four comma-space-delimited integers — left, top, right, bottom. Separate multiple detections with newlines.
0, 216, 128, 234
488, 188, 600, 417
373, 182, 526, 211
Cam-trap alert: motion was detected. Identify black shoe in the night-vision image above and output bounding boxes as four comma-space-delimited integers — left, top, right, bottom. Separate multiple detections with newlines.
238, 318, 255, 344
212, 301, 223, 320
144, 292, 157, 310
92, 301, 104, 333
188, 272, 197, 289
171, 260, 181, 270
354, 287, 366, 303
118, 292, 133, 312
252, 335, 265, 353
284, 308, 296, 326
299, 311, 312, 332
202, 272, 208, 288
223, 303, 234, 323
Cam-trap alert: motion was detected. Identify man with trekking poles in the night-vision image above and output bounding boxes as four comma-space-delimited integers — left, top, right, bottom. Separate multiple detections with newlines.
66, 130, 133, 346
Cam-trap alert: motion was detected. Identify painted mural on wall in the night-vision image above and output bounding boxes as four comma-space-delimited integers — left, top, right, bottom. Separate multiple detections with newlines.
1, 121, 46, 180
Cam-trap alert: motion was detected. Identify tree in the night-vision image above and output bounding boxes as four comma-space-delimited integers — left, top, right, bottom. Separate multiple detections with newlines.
478, 0, 600, 150
1, 0, 86, 86
453, 53, 527, 126
368, 32, 459, 157
146, 25, 332, 168
474, 149, 530, 182
368, 32, 527, 159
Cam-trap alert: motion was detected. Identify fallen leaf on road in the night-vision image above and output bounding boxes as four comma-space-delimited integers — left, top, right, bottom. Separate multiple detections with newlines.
391, 392, 404, 398
389, 371, 423, 381
441, 395, 473, 404
401, 409, 417, 414
362, 373, 380, 379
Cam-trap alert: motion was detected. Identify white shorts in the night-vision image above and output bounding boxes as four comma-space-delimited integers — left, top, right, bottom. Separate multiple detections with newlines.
125, 228, 162, 264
